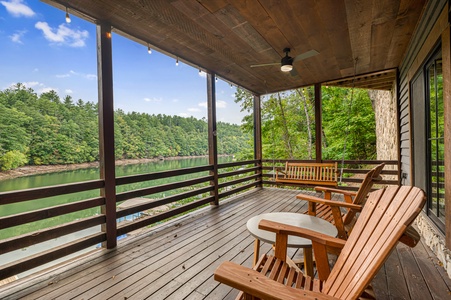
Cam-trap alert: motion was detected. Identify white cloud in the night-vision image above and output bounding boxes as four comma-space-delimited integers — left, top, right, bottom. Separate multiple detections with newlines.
188, 108, 200, 112
35, 22, 89, 48
9, 30, 26, 43
23, 81, 41, 88
56, 73, 70, 78
1, 0, 35, 17
39, 87, 58, 94
56, 70, 96, 80
178, 113, 189, 117
85, 74, 97, 80
197, 100, 226, 109
144, 97, 162, 102
216, 100, 227, 108
65, 89, 73, 94
20, 81, 58, 94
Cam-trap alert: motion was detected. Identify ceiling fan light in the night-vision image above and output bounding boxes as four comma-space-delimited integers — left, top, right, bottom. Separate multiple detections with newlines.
281, 55, 293, 72
281, 64, 293, 72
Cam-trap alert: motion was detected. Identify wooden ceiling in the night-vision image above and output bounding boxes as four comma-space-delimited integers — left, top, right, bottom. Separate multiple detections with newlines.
43, 0, 426, 95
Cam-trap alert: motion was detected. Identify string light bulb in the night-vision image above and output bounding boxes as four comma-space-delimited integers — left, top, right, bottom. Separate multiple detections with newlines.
106, 32, 111, 38
215, 77, 218, 82
65, 7, 71, 23
147, 45, 152, 54
199, 69, 201, 74
176, 57, 179, 66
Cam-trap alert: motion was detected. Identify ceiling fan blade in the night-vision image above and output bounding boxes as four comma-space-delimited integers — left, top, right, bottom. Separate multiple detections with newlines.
250, 62, 280, 68
293, 49, 319, 62
289, 68, 298, 76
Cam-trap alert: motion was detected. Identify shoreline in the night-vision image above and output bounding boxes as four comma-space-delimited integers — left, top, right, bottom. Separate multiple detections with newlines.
0, 156, 211, 181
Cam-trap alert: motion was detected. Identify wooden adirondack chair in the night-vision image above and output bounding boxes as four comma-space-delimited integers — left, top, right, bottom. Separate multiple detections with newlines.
296, 163, 385, 240
214, 186, 426, 300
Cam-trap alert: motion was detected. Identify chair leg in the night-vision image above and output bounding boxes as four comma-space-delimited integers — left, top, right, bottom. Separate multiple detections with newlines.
253, 239, 260, 267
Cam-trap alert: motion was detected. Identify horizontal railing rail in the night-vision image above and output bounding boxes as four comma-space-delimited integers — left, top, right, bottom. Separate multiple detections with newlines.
217, 160, 262, 199
0, 161, 261, 281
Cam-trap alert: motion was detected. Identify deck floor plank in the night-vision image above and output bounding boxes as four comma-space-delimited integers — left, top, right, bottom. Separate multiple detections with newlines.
397, 243, 434, 300
410, 239, 451, 299
0, 187, 450, 300
32, 189, 277, 299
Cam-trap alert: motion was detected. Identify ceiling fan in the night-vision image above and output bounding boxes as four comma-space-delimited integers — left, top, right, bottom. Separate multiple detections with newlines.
250, 48, 319, 73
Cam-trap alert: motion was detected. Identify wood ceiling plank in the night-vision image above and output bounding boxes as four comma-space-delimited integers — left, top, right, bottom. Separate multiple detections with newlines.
385, 0, 427, 69
227, 1, 289, 63
345, 0, 373, 74
171, 0, 265, 67
369, 0, 400, 71
257, 0, 326, 84
308, 0, 354, 78
212, 4, 273, 54
197, 0, 229, 13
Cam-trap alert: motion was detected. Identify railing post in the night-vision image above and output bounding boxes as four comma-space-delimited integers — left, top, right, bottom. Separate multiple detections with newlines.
315, 83, 322, 162
207, 72, 219, 205
97, 22, 117, 249
254, 94, 263, 187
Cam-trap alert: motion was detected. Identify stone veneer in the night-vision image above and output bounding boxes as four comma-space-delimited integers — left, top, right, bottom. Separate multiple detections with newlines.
417, 213, 451, 277
368, 88, 397, 180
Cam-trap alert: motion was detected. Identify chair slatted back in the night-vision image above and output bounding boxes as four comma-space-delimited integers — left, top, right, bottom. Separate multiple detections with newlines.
342, 163, 385, 225
323, 186, 425, 299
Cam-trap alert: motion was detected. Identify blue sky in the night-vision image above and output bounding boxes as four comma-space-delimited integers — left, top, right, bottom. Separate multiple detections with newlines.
0, 0, 245, 124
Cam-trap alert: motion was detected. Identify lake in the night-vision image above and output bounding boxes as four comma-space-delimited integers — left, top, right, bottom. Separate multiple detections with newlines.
0, 156, 233, 240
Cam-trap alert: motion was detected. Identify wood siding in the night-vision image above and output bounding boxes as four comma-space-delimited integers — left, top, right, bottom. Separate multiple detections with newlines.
398, 0, 450, 246
398, 0, 447, 185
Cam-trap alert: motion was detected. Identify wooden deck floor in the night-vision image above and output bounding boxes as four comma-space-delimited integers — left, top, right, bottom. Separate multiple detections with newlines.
1, 188, 450, 299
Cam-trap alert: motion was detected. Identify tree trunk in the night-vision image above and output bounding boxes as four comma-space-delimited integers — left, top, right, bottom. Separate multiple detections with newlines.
276, 93, 294, 158
296, 89, 313, 159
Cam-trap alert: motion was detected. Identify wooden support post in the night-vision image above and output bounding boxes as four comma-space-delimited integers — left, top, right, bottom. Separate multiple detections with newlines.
442, 21, 451, 248
314, 83, 322, 162
207, 72, 219, 206
395, 69, 403, 186
253, 94, 262, 187
97, 23, 117, 249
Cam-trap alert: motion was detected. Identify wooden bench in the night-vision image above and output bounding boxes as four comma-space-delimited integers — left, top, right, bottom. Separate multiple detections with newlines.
275, 162, 339, 187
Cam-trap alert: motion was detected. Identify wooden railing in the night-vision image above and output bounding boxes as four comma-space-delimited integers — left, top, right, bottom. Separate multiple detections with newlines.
0, 160, 261, 280
0, 158, 395, 280
262, 159, 399, 190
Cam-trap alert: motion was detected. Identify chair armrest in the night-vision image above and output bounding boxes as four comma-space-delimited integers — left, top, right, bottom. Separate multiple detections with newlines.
259, 220, 346, 248
314, 186, 358, 197
214, 261, 340, 300
296, 194, 362, 211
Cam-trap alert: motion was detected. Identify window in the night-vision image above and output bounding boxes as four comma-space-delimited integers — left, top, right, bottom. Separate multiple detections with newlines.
425, 47, 445, 229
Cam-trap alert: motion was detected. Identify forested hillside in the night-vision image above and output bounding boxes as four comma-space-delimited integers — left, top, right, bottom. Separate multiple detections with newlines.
0, 83, 377, 172
235, 86, 376, 161
0, 84, 251, 171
